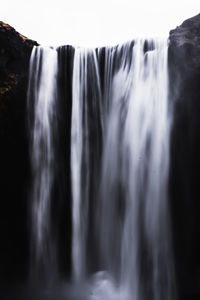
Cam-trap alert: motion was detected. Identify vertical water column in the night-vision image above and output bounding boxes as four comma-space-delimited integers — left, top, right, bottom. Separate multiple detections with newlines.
119, 39, 174, 300
27, 46, 58, 281
71, 48, 102, 281
97, 39, 175, 300
98, 42, 134, 277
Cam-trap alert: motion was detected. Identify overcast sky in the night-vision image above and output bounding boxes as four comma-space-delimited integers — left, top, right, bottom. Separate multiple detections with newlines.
1, 0, 200, 47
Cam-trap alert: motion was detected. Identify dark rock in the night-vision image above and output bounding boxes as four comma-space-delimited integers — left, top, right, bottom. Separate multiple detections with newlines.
169, 13, 200, 74
169, 13, 200, 300
0, 21, 38, 91
0, 21, 38, 283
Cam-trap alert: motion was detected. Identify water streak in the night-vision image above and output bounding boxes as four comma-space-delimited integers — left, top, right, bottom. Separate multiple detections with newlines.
71, 39, 175, 300
71, 48, 102, 281
27, 46, 58, 280
27, 38, 175, 300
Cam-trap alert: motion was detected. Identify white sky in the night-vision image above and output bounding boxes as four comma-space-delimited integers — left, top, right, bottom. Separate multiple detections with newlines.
1, 0, 200, 47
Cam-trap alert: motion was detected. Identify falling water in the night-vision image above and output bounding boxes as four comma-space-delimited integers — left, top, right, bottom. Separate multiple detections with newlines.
27, 38, 175, 299
71, 39, 175, 300
71, 48, 103, 281
27, 46, 58, 280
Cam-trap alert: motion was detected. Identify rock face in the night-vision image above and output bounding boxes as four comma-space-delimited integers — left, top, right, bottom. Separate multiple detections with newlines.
0, 21, 38, 92
169, 13, 200, 73
169, 13, 200, 300
0, 22, 37, 282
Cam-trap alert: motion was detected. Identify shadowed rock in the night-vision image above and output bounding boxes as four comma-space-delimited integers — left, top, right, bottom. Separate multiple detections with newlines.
169, 13, 200, 300
0, 21, 38, 283
169, 13, 200, 73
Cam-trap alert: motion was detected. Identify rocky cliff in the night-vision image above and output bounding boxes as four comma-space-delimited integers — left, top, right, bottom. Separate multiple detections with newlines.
169, 13, 200, 300
169, 13, 200, 73
0, 21, 37, 95
0, 22, 37, 282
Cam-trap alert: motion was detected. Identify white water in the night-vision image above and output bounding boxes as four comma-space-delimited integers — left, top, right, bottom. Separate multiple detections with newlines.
71, 39, 175, 300
71, 48, 102, 280
27, 46, 58, 279
27, 38, 175, 299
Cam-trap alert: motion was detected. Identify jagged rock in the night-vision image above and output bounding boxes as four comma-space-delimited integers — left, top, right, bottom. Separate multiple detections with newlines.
0, 21, 38, 93
169, 13, 200, 74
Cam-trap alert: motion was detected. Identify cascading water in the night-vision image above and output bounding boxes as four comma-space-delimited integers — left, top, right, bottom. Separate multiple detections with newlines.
27, 38, 175, 300
71, 48, 103, 281
27, 46, 58, 280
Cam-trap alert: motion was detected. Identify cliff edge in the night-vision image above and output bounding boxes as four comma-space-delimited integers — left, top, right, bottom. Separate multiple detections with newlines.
0, 22, 37, 282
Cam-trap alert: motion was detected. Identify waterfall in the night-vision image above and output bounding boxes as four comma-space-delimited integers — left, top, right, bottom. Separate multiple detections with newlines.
27, 46, 58, 280
71, 39, 175, 299
27, 38, 175, 299
71, 48, 103, 281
